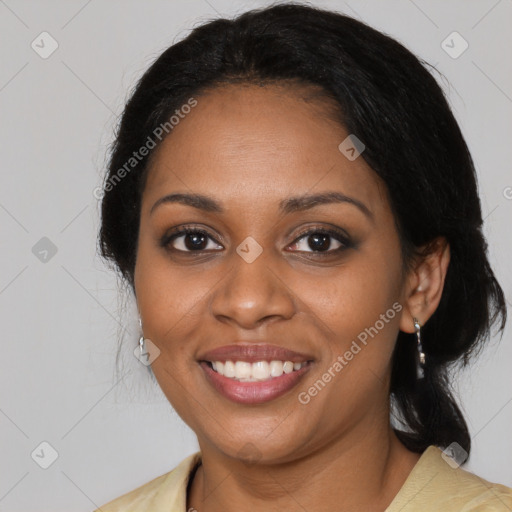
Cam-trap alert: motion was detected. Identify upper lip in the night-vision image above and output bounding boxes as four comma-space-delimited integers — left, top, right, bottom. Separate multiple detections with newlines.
198, 343, 314, 363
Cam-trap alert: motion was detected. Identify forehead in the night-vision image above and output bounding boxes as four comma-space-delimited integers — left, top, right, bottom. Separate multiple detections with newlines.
142, 83, 386, 216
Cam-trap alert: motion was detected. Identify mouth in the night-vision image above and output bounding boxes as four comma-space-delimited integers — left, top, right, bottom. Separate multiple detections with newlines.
198, 343, 314, 404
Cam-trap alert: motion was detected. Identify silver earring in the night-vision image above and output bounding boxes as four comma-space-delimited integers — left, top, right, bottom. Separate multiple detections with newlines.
413, 317, 426, 379
138, 317, 145, 354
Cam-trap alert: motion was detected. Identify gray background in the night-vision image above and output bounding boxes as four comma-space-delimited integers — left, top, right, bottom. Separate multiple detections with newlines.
0, 0, 511, 510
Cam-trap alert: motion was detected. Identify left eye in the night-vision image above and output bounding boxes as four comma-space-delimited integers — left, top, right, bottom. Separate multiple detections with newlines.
288, 230, 348, 253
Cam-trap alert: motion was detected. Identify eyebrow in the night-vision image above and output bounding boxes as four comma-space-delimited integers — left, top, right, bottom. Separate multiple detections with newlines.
150, 191, 373, 220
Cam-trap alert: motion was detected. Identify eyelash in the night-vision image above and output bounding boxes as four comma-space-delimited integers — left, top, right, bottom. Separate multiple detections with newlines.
160, 225, 353, 256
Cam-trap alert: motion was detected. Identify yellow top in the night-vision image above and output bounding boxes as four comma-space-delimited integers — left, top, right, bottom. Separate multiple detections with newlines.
94, 445, 512, 511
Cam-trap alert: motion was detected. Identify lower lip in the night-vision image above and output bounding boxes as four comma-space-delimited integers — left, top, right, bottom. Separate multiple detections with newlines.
200, 362, 312, 405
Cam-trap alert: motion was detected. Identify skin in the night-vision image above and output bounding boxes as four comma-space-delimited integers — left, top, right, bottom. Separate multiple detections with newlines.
133, 83, 450, 512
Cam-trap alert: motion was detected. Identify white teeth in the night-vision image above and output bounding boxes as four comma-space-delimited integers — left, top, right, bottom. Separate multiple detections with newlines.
235, 361, 252, 379
270, 360, 283, 377
210, 360, 307, 380
252, 361, 270, 380
283, 361, 294, 374
224, 360, 236, 378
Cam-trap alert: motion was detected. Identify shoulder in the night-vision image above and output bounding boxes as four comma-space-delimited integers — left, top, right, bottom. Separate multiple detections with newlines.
91, 452, 201, 512
387, 445, 512, 511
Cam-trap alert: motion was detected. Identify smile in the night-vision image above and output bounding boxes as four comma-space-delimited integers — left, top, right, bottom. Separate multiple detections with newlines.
198, 343, 315, 404
200, 360, 313, 405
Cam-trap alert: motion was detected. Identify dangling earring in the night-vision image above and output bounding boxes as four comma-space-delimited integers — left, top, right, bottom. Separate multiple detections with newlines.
413, 317, 426, 379
138, 317, 145, 355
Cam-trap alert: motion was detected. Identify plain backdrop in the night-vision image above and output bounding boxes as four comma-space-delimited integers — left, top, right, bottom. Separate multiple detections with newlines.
0, 1, 511, 510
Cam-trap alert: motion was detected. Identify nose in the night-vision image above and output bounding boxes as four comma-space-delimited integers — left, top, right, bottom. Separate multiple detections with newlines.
209, 250, 296, 329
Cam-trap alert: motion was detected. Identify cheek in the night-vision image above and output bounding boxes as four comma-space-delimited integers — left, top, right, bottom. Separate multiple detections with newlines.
299, 245, 404, 382
134, 237, 214, 345
306, 257, 401, 334
294, 263, 402, 428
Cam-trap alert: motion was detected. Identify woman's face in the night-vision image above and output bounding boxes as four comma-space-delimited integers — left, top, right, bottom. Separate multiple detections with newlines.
134, 83, 410, 464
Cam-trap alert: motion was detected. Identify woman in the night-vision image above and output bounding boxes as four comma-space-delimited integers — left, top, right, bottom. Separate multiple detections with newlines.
94, 3, 511, 511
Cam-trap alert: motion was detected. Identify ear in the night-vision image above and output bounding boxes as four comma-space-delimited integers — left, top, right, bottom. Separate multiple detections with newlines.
399, 237, 450, 334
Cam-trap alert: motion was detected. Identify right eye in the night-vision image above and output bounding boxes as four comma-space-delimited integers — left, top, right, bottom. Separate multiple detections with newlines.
162, 227, 224, 253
